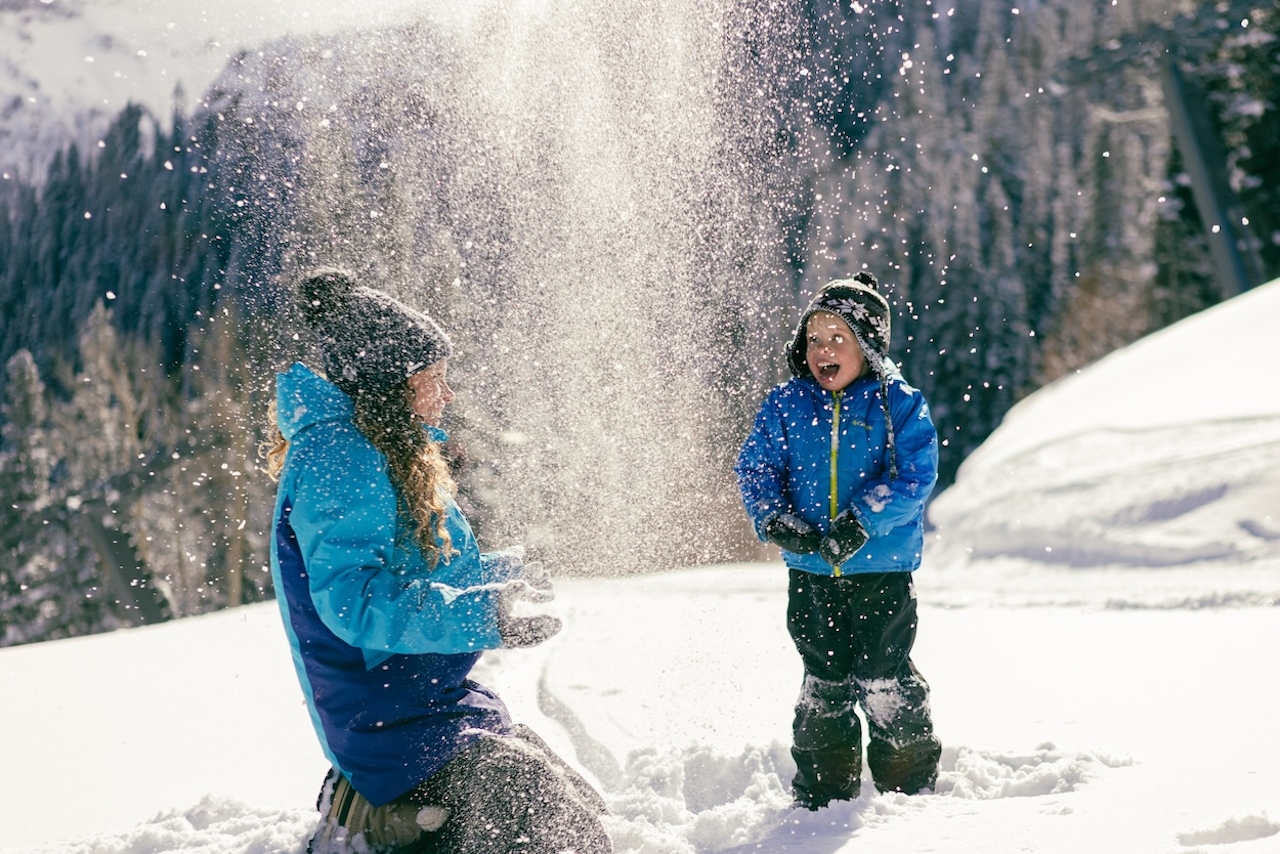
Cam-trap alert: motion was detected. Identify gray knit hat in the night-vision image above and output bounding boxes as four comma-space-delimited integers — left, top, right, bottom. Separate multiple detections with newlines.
298, 268, 452, 398
786, 270, 900, 478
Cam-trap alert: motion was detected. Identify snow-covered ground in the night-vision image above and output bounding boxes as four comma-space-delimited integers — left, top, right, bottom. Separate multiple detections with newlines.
3, 281, 1279, 853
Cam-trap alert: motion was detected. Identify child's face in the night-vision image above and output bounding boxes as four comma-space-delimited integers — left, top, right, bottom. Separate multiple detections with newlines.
805, 311, 866, 392
408, 359, 455, 426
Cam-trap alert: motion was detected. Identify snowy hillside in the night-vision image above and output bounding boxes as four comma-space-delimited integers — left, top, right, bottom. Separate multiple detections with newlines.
929, 276, 1280, 589
3, 281, 1280, 852
0, 0, 432, 179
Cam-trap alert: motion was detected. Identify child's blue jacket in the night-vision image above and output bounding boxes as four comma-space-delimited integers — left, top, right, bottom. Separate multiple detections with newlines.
735, 365, 938, 576
270, 363, 518, 806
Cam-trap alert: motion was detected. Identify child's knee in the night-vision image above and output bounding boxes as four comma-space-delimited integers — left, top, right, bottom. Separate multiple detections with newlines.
796, 673, 855, 714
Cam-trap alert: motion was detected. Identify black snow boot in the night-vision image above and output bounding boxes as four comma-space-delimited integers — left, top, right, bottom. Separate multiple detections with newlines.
789, 669, 864, 810
868, 735, 942, 795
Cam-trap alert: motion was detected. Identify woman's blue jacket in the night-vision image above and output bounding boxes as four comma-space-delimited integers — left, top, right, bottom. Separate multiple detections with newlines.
734, 365, 939, 576
270, 363, 520, 806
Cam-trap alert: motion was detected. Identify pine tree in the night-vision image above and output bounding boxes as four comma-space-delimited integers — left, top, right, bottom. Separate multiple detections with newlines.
0, 350, 54, 644
49, 301, 171, 627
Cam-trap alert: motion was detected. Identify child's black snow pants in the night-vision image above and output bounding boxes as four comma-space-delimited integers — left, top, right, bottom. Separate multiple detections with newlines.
786, 569, 941, 807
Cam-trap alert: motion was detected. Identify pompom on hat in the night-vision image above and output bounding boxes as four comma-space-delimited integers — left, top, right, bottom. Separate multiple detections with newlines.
298, 268, 452, 398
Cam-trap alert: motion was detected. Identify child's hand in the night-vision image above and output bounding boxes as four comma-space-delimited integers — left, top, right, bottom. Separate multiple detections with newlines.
819, 510, 869, 566
765, 512, 823, 554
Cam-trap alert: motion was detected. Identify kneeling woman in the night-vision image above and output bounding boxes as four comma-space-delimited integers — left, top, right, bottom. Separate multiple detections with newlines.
264, 269, 611, 854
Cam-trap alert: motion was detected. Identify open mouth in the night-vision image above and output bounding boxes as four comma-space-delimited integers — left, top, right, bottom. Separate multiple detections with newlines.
817, 362, 841, 381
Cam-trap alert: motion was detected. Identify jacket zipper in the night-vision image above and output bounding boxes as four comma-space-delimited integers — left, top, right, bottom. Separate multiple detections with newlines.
829, 389, 842, 577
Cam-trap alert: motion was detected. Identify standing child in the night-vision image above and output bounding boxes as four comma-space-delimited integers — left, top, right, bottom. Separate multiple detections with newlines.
264, 268, 611, 853
735, 271, 942, 809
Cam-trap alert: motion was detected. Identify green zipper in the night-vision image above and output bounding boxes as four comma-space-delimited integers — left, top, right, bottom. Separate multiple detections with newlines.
829, 389, 842, 576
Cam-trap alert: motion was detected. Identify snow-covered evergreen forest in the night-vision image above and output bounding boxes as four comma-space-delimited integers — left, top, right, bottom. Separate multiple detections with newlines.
1, 0, 1277, 646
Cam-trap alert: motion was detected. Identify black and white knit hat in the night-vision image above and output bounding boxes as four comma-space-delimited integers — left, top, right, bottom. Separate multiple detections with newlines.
298, 268, 452, 398
786, 271, 900, 478
786, 271, 891, 381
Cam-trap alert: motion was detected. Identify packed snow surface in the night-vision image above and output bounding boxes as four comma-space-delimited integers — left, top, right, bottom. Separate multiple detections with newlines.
3, 567, 1279, 854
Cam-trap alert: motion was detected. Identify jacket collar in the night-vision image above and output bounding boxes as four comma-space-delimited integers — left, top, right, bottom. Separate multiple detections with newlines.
276, 363, 451, 445
796, 372, 878, 399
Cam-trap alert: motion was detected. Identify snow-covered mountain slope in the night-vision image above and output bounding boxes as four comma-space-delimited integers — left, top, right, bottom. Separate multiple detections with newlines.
0, 0, 432, 180
928, 276, 1280, 574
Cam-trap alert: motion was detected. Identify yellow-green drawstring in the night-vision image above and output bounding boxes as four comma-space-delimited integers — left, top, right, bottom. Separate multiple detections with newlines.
829, 390, 842, 577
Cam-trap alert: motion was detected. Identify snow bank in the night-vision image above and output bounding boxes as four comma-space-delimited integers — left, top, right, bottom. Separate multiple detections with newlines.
929, 277, 1280, 571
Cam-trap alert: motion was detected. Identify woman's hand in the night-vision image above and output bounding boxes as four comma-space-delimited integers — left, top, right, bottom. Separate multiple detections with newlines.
496, 562, 561, 648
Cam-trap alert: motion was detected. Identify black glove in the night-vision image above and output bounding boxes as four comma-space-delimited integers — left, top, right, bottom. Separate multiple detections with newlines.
819, 509, 869, 566
497, 565, 561, 649
764, 512, 822, 554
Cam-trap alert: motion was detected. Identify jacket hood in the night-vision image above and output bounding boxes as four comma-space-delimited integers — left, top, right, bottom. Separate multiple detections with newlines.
276, 363, 354, 441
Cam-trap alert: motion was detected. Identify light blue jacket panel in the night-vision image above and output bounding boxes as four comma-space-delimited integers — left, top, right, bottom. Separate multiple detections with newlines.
275, 362, 505, 655
735, 368, 938, 575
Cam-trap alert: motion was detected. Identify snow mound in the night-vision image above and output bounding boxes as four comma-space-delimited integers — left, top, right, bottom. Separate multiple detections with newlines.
596, 739, 1136, 853
937, 744, 1132, 799
601, 742, 794, 853
1176, 813, 1280, 847
930, 278, 1280, 571
49, 796, 312, 854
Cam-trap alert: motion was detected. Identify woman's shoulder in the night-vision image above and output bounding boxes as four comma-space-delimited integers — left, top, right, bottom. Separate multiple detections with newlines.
287, 418, 385, 481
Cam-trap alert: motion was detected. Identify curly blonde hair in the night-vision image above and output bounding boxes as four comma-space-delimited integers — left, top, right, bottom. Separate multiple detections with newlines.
262, 382, 457, 568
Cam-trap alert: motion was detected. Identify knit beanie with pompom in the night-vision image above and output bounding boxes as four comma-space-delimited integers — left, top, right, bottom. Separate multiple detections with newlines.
297, 268, 452, 398
785, 270, 902, 479
786, 271, 891, 381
